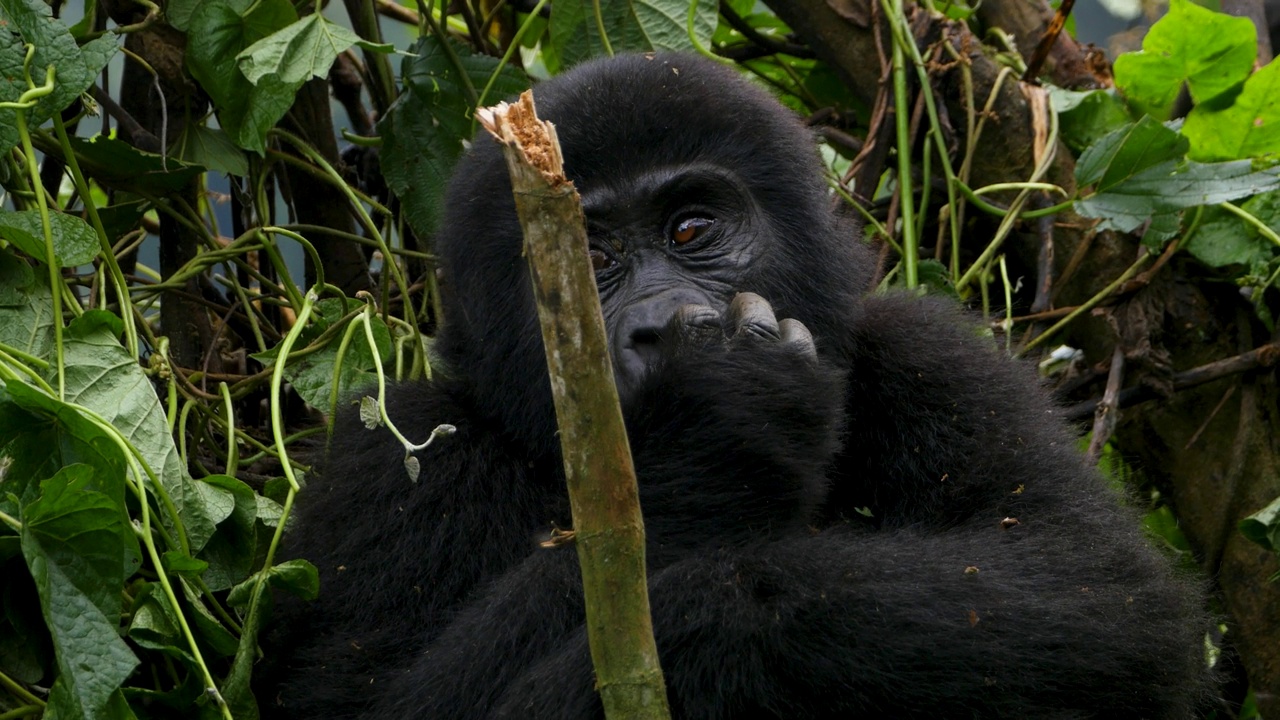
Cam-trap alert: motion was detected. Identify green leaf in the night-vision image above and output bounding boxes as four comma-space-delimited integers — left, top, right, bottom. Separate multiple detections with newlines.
178, 578, 240, 657
380, 35, 527, 238
1184, 192, 1280, 267
227, 559, 320, 607
0, 381, 128, 509
1142, 210, 1183, 251
237, 14, 361, 86
196, 474, 258, 591
0, 246, 36, 306
64, 135, 204, 195
0, 209, 101, 267
1077, 158, 1280, 233
0, 0, 119, 156
220, 577, 268, 720
21, 465, 139, 719
165, 0, 203, 31
126, 582, 187, 656
185, 0, 299, 154
1183, 59, 1280, 161
252, 297, 394, 410
221, 561, 319, 718
549, 0, 651, 66
172, 124, 250, 177
0, 384, 136, 564
633, 0, 718, 53
96, 200, 150, 247
161, 550, 210, 577
1113, 0, 1256, 119
1075, 116, 1188, 192
1049, 87, 1132, 154
0, 248, 54, 358
1240, 494, 1280, 551
55, 312, 230, 552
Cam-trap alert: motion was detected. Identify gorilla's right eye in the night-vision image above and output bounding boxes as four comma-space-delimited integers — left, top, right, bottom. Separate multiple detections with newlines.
672, 216, 715, 245
589, 248, 616, 273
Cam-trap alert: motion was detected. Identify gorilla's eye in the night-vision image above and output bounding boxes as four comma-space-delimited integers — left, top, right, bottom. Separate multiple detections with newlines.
672, 216, 715, 245
589, 248, 616, 273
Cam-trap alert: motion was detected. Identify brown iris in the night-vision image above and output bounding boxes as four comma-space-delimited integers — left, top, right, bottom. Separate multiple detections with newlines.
673, 217, 714, 244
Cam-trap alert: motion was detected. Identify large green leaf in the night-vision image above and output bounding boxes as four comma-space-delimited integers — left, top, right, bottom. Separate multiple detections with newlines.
0, 0, 118, 156
1183, 59, 1280, 162
21, 465, 139, 720
221, 560, 318, 719
63, 135, 205, 194
1113, 0, 1256, 119
633, 0, 718, 52
548, 0, 651, 67
185, 0, 299, 154
0, 382, 127, 508
55, 311, 231, 553
1076, 159, 1280, 233
195, 474, 259, 591
0, 209, 101, 267
172, 124, 250, 177
237, 14, 362, 85
379, 35, 527, 239
1075, 117, 1188, 192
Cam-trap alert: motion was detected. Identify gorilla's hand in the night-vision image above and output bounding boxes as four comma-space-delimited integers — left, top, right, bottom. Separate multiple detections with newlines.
624, 292, 845, 556
673, 292, 817, 361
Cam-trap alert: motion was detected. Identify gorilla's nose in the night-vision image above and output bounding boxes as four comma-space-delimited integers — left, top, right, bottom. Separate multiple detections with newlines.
614, 289, 714, 393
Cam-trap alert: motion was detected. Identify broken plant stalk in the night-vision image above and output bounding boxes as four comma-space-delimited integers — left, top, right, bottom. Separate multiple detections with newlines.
478, 92, 672, 720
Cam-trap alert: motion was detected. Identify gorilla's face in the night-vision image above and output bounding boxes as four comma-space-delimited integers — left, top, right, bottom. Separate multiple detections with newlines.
433, 53, 869, 443
583, 163, 764, 395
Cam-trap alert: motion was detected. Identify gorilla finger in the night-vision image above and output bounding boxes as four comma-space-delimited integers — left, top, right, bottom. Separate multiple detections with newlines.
729, 293, 780, 341
779, 318, 817, 359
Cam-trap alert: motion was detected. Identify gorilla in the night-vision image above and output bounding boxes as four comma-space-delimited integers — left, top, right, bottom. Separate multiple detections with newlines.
263, 53, 1209, 718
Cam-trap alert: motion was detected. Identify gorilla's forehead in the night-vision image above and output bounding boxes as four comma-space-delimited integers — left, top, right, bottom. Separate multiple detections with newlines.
579, 162, 752, 221
528, 54, 817, 189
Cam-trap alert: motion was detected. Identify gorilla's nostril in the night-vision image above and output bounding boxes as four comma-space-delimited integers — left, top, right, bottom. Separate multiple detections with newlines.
628, 327, 664, 366
630, 327, 663, 348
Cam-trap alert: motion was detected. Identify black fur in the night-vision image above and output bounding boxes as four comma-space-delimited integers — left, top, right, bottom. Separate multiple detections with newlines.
262, 54, 1208, 718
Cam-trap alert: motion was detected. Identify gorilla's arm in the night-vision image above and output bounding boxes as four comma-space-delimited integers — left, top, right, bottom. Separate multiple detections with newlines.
827, 293, 1090, 529
377, 517, 1204, 719
260, 382, 568, 717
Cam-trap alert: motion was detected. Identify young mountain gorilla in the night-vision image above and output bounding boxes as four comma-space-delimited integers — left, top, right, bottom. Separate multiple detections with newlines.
264, 54, 1208, 718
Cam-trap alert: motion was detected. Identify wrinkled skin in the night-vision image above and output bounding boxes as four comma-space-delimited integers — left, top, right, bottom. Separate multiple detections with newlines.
260, 54, 1211, 719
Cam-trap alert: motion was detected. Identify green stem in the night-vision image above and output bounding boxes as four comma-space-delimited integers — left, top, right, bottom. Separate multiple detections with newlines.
476, 0, 551, 112
1221, 201, 1280, 249
13, 57, 63, 398
592, 0, 614, 55
52, 106, 139, 358
1020, 251, 1153, 355
884, 0, 917, 288
270, 290, 318, 492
